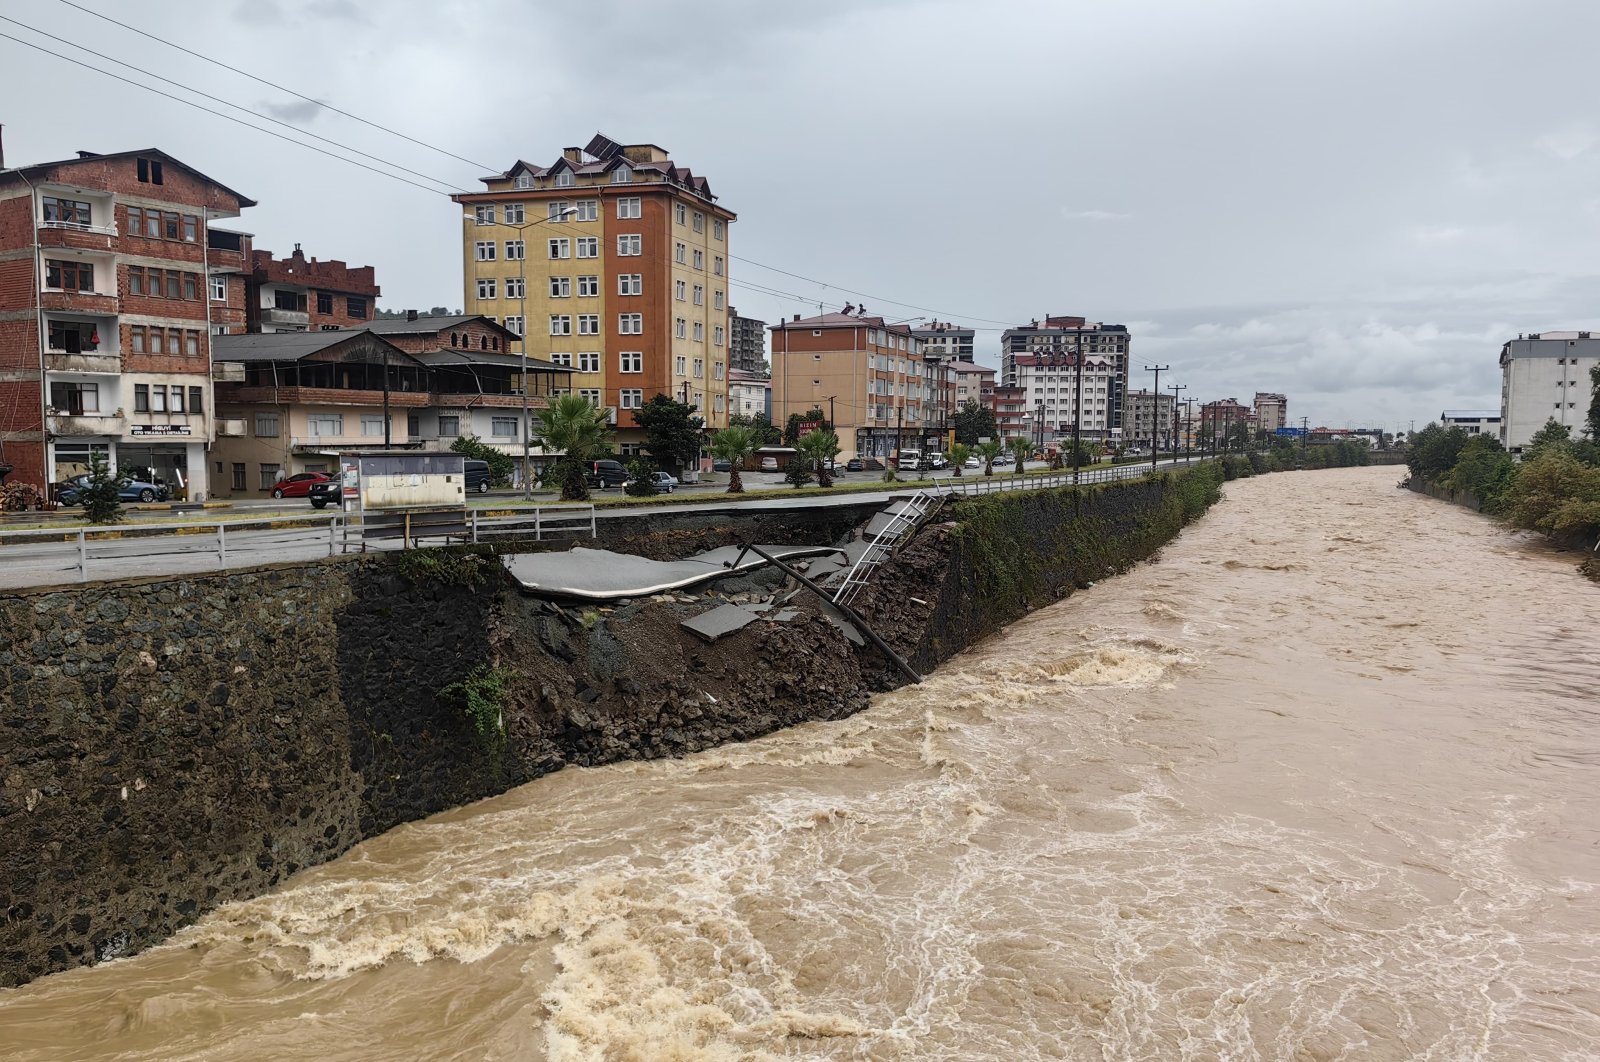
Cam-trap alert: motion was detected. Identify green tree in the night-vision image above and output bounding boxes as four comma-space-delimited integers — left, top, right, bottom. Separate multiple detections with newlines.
709, 425, 757, 494
1503, 447, 1600, 542
948, 442, 971, 477
623, 458, 657, 497
729, 411, 781, 446
1440, 434, 1515, 513
784, 455, 813, 488
1405, 423, 1469, 482
532, 393, 614, 501
1527, 417, 1572, 456
975, 440, 1003, 476
1589, 363, 1600, 441
631, 393, 702, 473
1007, 436, 1030, 474
783, 407, 829, 446
797, 429, 841, 488
953, 398, 997, 446
79, 451, 123, 525
450, 434, 514, 487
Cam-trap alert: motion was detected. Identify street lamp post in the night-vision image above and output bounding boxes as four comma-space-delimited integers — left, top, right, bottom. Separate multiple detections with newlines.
464, 205, 576, 500
1167, 383, 1186, 465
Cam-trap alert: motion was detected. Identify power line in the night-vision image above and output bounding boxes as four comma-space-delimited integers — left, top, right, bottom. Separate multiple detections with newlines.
0, 31, 451, 196
0, 14, 467, 192
54, 0, 495, 172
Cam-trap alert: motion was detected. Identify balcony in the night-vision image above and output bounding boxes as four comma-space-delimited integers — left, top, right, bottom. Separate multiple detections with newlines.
218, 384, 430, 408
212, 362, 245, 383
433, 392, 551, 410
259, 307, 309, 329
45, 351, 121, 375
41, 289, 119, 315
48, 412, 126, 437
37, 222, 118, 253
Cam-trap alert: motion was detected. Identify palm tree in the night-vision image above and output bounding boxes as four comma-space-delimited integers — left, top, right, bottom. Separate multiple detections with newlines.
532, 394, 614, 501
710, 425, 757, 493
1007, 436, 1031, 474
797, 429, 841, 487
948, 442, 971, 477
975, 440, 1003, 476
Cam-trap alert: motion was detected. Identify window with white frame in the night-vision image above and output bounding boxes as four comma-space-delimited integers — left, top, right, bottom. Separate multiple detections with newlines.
576, 237, 598, 258
549, 276, 571, 298
579, 387, 601, 405
505, 276, 524, 298
713, 326, 724, 347
674, 279, 686, 300
310, 413, 343, 437
504, 203, 525, 223
674, 242, 686, 264
619, 313, 643, 334
619, 388, 643, 409
210, 275, 227, 301
713, 290, 724, 310
713, 219, 724, 240
612, 164, 631, 183
617, 234, 641, 256
361, 414, 386, 436
548, 238, 570, 259
475, 204, 496, 224
619, 350, 642, 372
713, 360, 725, 379
578, 350, 601, 372
504, 315, 524, 336
693, 249, 704, 270
617, 196, 641, 219
514, 174, 533, 189
476, 278, 497, 299
548, 201, 570, 222
505, 239, 525, 260
714, 393, 724, 413
578, 275, 599, 296
549, 314, 572, 335
555, 170, 574, 187
475, 241, 496, 261
618, 273, 642, 296
692, 284, 703, 305
674, 203, 686, 225
575, 200, 598, 222
713, 255, 724, 276
491, 416, 519, 437
577, 314, 599, 335
549, 352, 571, 366
692, 211, 704, 232
693, 358, 704, 377
675, 317, 687, 339
693, 322, 704, 342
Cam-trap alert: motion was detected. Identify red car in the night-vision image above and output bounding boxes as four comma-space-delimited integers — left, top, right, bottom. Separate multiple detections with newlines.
270, 472, 331, 499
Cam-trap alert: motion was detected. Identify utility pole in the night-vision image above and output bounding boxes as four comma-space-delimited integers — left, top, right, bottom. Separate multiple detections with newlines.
1301, 415, 1309, 461
1144, 364, 1169, 472
1072, 342, 1085, 485
1182, 397, 1195, 461
381, 345, 391, 449
1166, 383, 1186, 470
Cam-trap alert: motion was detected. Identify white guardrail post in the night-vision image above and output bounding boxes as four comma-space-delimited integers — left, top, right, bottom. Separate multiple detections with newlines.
77, 528, 87, 582
216, 522, 226, 568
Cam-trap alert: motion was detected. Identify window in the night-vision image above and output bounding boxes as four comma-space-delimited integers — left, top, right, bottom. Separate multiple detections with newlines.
693, 284, 704, 305
210, 275, 227, 301
129, 266, 145, 296
612, 164, 632, 183
675, 280, 686, 301
491, 416, 519, 438
150, 385, 167, 412
231, 463, 246, 491
548, 201, 570, 222
185, 331, 200, 357
619, 313, 643, 334
504, 315, 524, 336
504, 203, 524, 223
713, 219, 724, 240
170, 387, 186, 414
575, 200, 599, 222
183, 215, 198, 242
309, 414, 343, 437
713, 255, 724, 276
274, 288, 305, 311
144, 211, 160, 238
675, 356, 687, 375
258, 463, 280, 490
619, 350, 642, 372
620, 388, 643, 409
163, 212, 180, 240
475, 204, 496, 224
149, 329, 165, 355
579, 388, 602, 405
166, 272, 181, 300
675, 242, 687, 264
506, 240, 525, 260
578, 275, 600, 296
478, 278, 498, 299
43, 196, 92, 227
578, 350, 601, 372
48, 381, 99, 414
438, 415, 460, 436
505, 277, 525, 299
183, 273, 198, 300
514, 174, 533, 189
693, 322, 704, 342
576, 237, 598, 258
548, 238, 570, 259
133, 384, 150, 412
555, 170, 575, 187
713, 326, 725, 347
127, 206, 142, 235
45, 259, 94, 292
188, 386, 203, 414
577, 313, 599, 335
47, 320, 100, 353
675, 317, 687, 339
475, 240, 496, 261
617, 234, 641, 256
549, 352, 572, 367
693, 249, 704, 270
130, 326, 146, 353
361, 415, 387, 437
617, 197, 641, 219
675, 203, 686, 225
347, 297, 368, 319
713, 360, 725, 380
548, 276, 571, 298
317, 291, 334, 314
714, 394, 725, 414
549, 314, 572, 335
693, 358, 704, 378
618, 273, 641, 296
692, 211, 704, 232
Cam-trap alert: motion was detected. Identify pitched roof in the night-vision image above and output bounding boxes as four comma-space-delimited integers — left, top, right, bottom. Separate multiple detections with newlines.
366, 314, 516, 340
212, 329, 411, 364
1, 148, 256, 207
413, 349, 569, 373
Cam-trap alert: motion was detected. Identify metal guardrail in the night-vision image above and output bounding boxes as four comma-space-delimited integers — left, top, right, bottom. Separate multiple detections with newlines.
935, 455, 1210, 497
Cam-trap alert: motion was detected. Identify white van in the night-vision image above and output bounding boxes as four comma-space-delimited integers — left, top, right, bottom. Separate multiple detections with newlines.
897, 449, 926, 472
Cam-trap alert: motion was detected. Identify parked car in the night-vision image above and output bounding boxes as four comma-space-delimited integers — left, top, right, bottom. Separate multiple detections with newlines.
759, 456, 779, 471
964, 456, 981, 468
463, 459, 493, 493
845, 457, 865, 472
307, 478, 344, 509
55, 474, 170, 505
632, 471, 677, 493
927, 454, 949, 470
711, 458, 732, 472
270, 472, 331, 499
584, 459, 628, 488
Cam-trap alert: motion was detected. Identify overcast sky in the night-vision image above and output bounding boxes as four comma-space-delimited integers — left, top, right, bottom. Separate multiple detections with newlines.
6, 0, 1599, 430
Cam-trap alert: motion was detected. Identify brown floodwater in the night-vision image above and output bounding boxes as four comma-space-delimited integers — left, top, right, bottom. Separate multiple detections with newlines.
3, 465, 1598, 1060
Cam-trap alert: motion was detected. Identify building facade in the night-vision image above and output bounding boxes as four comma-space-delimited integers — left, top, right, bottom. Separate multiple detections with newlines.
1000, 315, 1130, 440
1125, 388, 1177, 449
1199, 397, 1254, 443
1440, 409, 1502, 437
0, 148, 254, 497
913, 320, 975, 362
452, 133, 735, 446
1012, 352, 1118, 445
727, 367, 770, 420
246, 245, 379, 334
1498, 331, 1600, 451
952, 362, 995, 411
992, 384, 1028, 441
728, 306, 767, 375
1253, 392, 1287, 434
770, 312, 940, 459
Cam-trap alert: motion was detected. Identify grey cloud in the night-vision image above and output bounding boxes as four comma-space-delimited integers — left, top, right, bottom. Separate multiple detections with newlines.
259, 99, 326, 123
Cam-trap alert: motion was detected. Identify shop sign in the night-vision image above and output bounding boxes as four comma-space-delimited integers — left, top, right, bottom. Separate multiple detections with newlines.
129, 424, 192, 437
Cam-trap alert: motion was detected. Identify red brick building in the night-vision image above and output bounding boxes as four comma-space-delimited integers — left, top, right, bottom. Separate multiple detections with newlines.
0, 148, 253, 496
245, 245, 380, 334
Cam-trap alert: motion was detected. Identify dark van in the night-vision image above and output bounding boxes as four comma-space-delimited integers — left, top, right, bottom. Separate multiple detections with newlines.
585, 459, 628, 488
463, 459, 492, 493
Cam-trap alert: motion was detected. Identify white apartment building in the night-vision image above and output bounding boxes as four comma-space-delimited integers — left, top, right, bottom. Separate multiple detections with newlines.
1440, 409, 1501, 437
1499, 332, 1600, 451
1013, 352, 1118, 443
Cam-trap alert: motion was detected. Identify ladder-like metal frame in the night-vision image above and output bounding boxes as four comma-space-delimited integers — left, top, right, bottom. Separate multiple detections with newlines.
833, 489, 941, 607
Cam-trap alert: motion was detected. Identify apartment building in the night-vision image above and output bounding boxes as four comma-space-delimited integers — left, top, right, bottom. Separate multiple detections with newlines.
727, 367, 770, 419
246, 244, 380, 333
952, 362, 995, 411
452, 133, 735, 446
1125, 388, 1177, 449
1012, 352, 1119, 445
0, 148, 254, 497
992, 385, 1029, 440
913, 320, 975, 362
728, 306, 767, 374
1253, 391, 1287, 434
1199, 397, 1253, 441
770, 312, 938, 459
1000, 315, 1130, 437
1440, 409, 1501, 437
1498, 331, 1600, 451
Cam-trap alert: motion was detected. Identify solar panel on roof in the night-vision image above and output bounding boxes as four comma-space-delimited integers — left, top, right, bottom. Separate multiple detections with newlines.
585, 133, 622, 160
